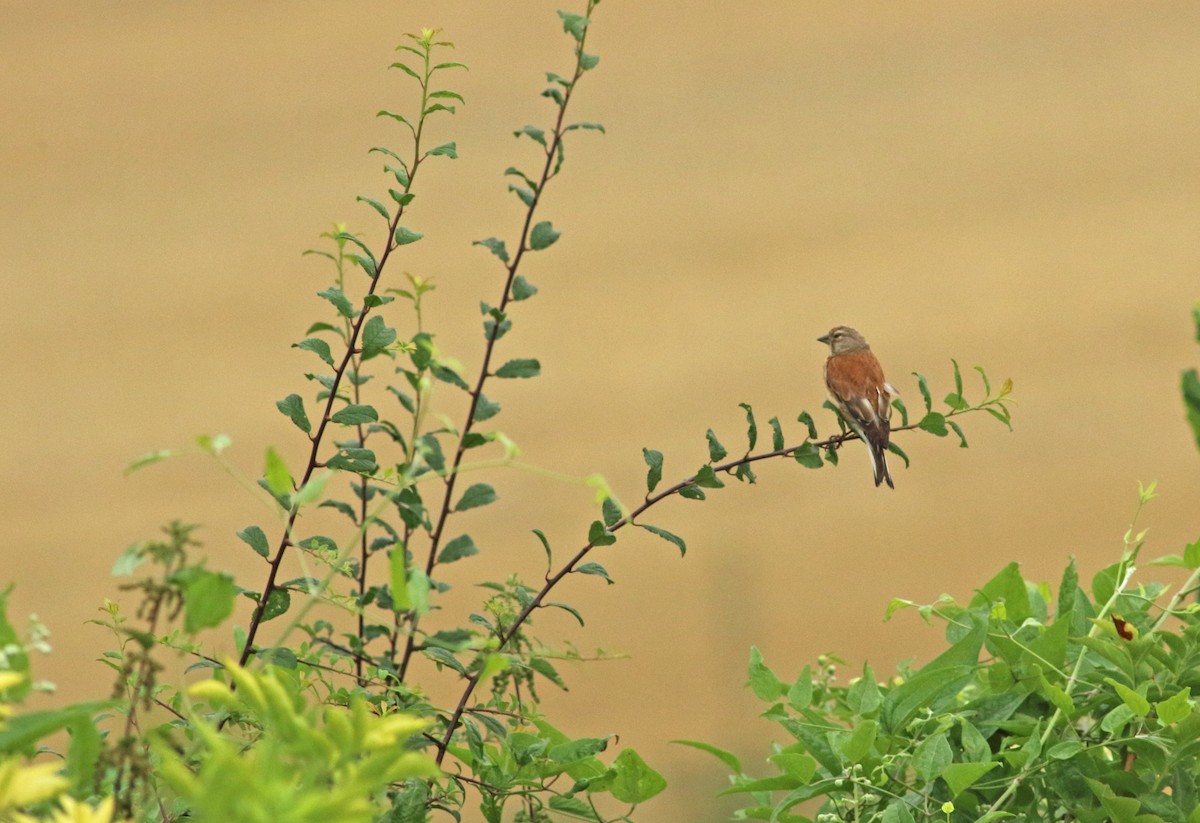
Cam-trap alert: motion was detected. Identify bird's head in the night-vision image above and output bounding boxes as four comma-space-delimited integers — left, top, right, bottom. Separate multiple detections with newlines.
817, 326, 870, 355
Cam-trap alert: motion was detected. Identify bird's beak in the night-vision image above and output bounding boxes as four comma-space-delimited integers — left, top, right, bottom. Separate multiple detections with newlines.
817, 334, 830, 345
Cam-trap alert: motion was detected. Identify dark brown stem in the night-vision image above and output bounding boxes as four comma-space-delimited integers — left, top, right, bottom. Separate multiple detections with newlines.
237, 55, 434, 670
431, 413, 963, 764
395, 8, 593, 683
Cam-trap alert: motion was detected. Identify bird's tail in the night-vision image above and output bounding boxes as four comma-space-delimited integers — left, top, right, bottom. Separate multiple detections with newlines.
868, 438, 894, 490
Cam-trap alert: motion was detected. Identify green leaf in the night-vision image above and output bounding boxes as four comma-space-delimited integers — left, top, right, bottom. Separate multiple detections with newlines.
557, 9, 589, 41
639, 524, 686, 556
474, 394, 501, 422
942, 761, 999, 797
533, 529, 553, 569
356, 195, 390, 222
389, 549, 408, 611
1105, 677, 1151, 716
947, 419, 968, 447
792, 442, 823, 469
514, 125, 547, 146
787, 665, 813, 710
426, 141, 457, 158
919, 412, 949, 436
260, 588, 290, 622
263, 447, 293, 497
914, 372, 933, 412
841, 719, 878, 765
769, 416, 785, 450
237, 526, 270, 559
473, 237, 510, 264
678, 485, 705, 501
388, 189, 414, 207
643, 448, 663, 493
738, 403, 758, 450
579, 52, 600, 71
602, 496, 622, 527
565, 121, 606, 133
881, 801, 918, 823
455, 483, 497, 512
575, 562, 614, 585
182, 570, 235, 633
257, 647, 297, 668
495, 358, 540, 379
438, 535, 479, 564
1185, 538, 1200, 569
797, 411, 818, 440
1046, 741, 1084, 761
511, 275, 537, 301
748, 646, 785, 701
587, 520, 616, 547
275, 394, 311, 434
0, 589, 29, 697
292, 469, 331, 507
1183, 368, 1200, 452
294, 337, 335, 367
362, 294, 394, 308
325, 447, 377, 474
406, 569, 431, 617
393, 226, 423, 246
508, 184, 535, 207
610, 748, 667, 804
912, 733, 953, 782
123, 448, 182, 475
360, 315, 397, 360
1156, 687, 1192, 725
318, 286, 355, 319
529, 221, 560, 250
376, 109, 415, 130
706, 429, 727, 462
331, 404, 379, 425
671, 739, 741, 772
695, 464, 725, 489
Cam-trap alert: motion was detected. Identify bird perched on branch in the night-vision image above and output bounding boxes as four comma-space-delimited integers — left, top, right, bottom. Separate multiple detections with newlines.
818, 326, 897, 488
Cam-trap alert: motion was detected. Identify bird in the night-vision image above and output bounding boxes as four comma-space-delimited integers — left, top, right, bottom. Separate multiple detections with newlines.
818, 326, 897, 488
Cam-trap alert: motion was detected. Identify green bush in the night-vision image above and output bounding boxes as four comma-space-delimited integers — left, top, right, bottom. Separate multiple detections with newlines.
0, 4, 1032, 822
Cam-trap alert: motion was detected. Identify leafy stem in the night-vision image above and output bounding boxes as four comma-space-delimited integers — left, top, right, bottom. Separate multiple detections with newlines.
396, 0, 600, 683
238, 33, 446, 671
434, 397, 1007, 765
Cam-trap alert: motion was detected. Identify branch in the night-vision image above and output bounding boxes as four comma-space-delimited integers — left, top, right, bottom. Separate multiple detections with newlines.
396, 2, 597, 682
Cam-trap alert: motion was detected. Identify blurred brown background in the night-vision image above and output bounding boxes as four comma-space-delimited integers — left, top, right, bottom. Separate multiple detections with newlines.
3, 2, 1199, 819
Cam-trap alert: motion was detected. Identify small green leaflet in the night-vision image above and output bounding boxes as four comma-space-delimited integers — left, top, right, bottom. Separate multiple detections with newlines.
588, 520, 616, 547
575, 562, 613, 585
455, 483, 497, 512
182, 570, 235, 633
260, 589, 290, 622
511, 275, 537, 301
275, 394, 311, 434
529, 221, 560, 251
317, 286, 355, 318
263, 447, 293, 497
331, 404, 379, 425
643, 448, 663, 493
360, 315, 396, 360
495, 359, 540, 379
438, 535, 479, 564
706, 429, 727, 462
236, 526, 270, 559
639, 524, 686, 556
426, 142, 457, 159
473, 237, 510, 264
394, 226, 423, 246
738, 402, 758, 450
294, 338, 335, 367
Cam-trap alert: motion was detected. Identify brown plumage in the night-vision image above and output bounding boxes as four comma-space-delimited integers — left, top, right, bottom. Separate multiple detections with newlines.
818, 326, 897, 488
